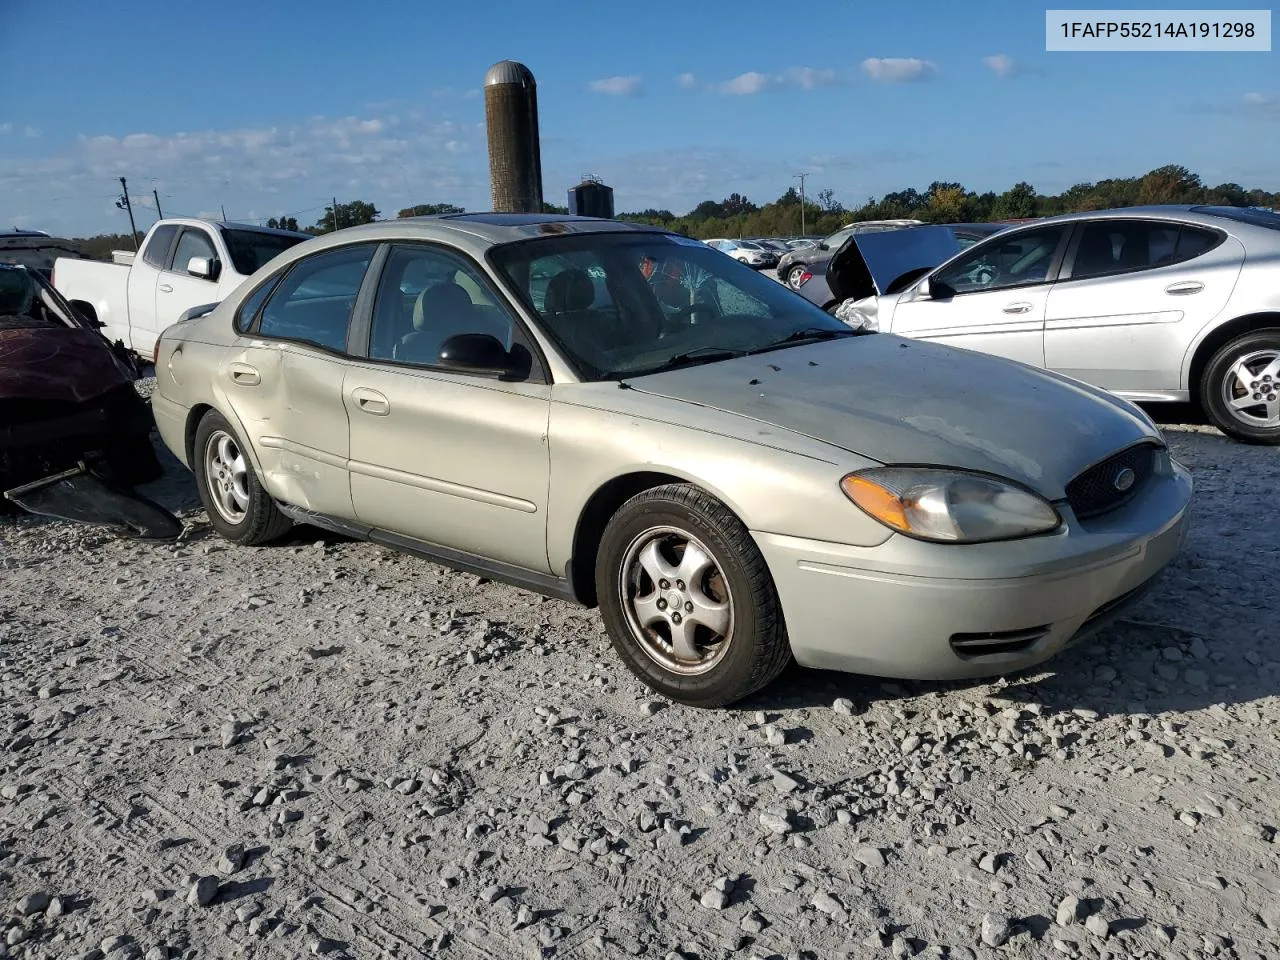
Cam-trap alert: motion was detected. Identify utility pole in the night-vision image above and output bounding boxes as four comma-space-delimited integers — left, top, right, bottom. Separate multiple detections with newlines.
332, 196, 340, 233
152, 188, 164, 219
794, 173, 808, 236
116, 177, 139, 250
220, 205, 227, 222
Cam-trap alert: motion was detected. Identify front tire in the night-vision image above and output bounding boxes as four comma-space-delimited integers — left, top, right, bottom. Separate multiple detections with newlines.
595, 484, 791, 707
785, 264, 808, 289
192, 411, 292, 544
1200, 328, 1280, 444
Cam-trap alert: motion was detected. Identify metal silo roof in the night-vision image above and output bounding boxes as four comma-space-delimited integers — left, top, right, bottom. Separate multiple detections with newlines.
484, 60, 535, 87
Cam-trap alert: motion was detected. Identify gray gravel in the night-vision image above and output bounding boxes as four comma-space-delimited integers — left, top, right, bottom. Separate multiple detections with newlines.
0, 385, 1278, 958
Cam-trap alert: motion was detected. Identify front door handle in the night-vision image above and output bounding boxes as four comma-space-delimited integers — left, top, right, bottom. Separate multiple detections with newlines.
229, 362, 260, 386
1165, 280, 1204, 296
158, 283, 173, 294
1002, 301, 1033, 314
351, 387, 389, 416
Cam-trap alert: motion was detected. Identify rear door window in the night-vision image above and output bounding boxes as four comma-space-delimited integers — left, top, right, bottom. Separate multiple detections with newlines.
257, 245, 375, 353
1068, 220, 1223, 279
141, 225, 179, 269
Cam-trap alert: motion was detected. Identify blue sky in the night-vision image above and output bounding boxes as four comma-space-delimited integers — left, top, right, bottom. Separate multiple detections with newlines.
1, 0, 1275, 235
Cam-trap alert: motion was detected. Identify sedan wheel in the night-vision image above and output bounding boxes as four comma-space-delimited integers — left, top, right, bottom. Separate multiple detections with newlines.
192, 410, 293, 544
785, 264, 808, 289
1201, 329, 1280, 445
595, 483, 791, 707
619, 526, 734, 676
205, 430, 250, 524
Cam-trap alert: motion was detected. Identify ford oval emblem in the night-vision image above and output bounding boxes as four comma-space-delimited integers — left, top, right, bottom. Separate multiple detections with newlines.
1113, 467, 1136, 492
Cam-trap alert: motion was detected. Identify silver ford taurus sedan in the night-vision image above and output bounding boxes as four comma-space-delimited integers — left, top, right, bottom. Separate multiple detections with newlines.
152, 213, 1193, 707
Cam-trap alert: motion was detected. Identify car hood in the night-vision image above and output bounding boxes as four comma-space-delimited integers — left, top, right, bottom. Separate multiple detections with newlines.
0, 326, 132, 404
624, 336, 1159, 499
826, 225, 961, 302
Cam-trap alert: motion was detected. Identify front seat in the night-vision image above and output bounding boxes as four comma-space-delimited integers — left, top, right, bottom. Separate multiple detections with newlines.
395, 281, 475, 364
544, 268, 595, 316
1073, 230, 1117, 277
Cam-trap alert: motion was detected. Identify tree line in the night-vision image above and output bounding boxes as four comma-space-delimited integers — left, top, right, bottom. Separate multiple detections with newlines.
58, 165, 1277, 258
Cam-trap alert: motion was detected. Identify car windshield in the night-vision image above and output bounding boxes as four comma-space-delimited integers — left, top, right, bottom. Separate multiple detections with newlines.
220, 228, 309, 276
489, 231, 856, 381
0, 264, 80, 331
1192, 205, 1280, 231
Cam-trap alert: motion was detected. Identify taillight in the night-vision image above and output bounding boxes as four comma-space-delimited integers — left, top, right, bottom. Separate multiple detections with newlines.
797, 271, 812, 286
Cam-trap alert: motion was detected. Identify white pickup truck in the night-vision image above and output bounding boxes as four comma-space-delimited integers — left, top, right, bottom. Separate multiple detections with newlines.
53, 217, 311, 359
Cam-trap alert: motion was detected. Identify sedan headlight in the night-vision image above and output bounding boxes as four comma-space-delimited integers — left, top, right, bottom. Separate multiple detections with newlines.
840, 467, 1061, 543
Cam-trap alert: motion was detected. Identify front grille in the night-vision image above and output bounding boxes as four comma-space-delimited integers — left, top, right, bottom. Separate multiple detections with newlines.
1065, 442, 1160, 520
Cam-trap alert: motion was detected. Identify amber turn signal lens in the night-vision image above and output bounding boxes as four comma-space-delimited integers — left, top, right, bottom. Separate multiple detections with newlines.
840, 475, 911, 532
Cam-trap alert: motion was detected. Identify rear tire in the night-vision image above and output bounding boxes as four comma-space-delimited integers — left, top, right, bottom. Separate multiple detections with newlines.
192, 411, 292, 544
595, 483, 791, 708
1199, 328, 1280, 445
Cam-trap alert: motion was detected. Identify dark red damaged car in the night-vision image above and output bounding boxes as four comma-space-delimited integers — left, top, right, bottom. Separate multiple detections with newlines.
1, 263, 179, 538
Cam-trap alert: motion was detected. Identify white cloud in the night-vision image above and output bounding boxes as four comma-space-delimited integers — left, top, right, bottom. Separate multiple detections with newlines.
718, 71, 774, 95
676, 72, 698, 90
983, 54, 1019, 78
780, 67, 837, 89
22, 126, 40, 138
861, 57, 938, 83
0, 111, 487, 235
714, 67, 840, 95
588, 75, 642, 96
0, 123, 11, 135
1243, 91, 1280, 119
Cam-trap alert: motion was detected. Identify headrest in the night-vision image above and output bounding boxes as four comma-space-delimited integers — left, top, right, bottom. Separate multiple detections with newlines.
413, 281, 472, 331
544, 268, 594, 313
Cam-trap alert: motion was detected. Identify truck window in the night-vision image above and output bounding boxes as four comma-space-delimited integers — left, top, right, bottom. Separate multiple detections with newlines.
141, 225, 179, 269
171, 229, 216, 275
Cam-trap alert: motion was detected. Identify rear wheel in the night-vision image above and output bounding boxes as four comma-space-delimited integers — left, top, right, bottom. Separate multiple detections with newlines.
595, 484, 791, 707
1200, 329, 1280, 444
193, 411, 291, 544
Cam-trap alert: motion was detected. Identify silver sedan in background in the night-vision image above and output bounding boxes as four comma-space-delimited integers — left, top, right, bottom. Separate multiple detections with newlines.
828, 205, 1280, 444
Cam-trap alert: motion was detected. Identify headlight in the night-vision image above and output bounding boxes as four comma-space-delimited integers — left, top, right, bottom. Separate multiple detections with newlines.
840, 467, 1061, 543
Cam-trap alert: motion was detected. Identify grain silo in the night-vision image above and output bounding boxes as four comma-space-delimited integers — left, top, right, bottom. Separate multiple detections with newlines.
484, 60, 544, 213
567, 175, 615, 218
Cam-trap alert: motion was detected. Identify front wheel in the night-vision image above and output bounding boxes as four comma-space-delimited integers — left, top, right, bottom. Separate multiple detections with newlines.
595, 484, 791, 707
192, 411, 292, 544
1200, 328, 1280, 444
785, 264, 808, 289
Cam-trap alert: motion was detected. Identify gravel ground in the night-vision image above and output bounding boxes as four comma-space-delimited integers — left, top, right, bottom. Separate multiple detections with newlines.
1, 379, 1278, 960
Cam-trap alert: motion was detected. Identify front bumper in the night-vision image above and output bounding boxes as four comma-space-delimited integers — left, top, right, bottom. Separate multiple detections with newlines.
754, 461, 1193, 680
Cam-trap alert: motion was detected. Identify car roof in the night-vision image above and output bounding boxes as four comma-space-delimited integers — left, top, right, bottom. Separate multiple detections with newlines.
395, 212, 666, 243
1023, 204, 1255, 229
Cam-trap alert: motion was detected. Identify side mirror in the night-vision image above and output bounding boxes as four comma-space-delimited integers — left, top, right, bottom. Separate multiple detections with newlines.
187, 256, 218, 281
438, 333, 514, 376
916, 277, 933, 300
817, 241, 829, 250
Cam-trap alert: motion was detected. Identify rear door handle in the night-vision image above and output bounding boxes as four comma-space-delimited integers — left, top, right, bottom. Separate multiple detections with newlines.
1165, 280, 1204, 295
351, 387, 389, 416
158, 283, 173, 294
229, 362, 260, 386
1002, 301, 1033, 314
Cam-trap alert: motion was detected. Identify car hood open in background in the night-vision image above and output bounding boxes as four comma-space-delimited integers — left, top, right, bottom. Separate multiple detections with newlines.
825, 225, 961, 303
625, 336, 1157, 499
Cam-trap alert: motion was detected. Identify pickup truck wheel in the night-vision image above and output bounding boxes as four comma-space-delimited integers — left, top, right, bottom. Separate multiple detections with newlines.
595, 483, 791, 708
193, 411, 291, 544
1200, 329, 1280, 445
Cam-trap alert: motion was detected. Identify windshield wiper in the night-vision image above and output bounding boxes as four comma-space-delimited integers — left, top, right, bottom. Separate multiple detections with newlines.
624, 346, 747, 377
748, 327, 862, 354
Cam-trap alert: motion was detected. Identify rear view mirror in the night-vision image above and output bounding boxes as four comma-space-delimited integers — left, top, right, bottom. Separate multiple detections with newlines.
187, 256, 217, 281
438, 333, 515, 376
